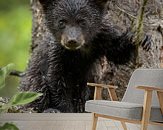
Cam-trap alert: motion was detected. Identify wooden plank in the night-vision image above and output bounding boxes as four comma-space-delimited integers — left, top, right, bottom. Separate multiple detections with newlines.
0, 113, 92, 121
2, 113, 162, 130
0, 113, 120, 130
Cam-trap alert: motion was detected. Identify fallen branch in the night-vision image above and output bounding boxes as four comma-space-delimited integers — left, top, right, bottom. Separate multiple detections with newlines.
134, 0, 149, 66
10, 70, 25, 77
116, 5, 137, 19
0, 68, 24, 77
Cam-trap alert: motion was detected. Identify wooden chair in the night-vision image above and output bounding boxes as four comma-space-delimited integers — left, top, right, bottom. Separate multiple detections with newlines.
86, 69, 163, 130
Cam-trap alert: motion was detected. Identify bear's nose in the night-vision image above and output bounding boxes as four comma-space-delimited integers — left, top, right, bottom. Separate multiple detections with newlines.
67, 40, 78, 46
67, 40, 78, 47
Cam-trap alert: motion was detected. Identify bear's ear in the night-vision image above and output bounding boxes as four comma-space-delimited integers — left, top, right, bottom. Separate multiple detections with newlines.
39, 0, 47, 5
92, 0, 108, 10
38, 0, 53, 6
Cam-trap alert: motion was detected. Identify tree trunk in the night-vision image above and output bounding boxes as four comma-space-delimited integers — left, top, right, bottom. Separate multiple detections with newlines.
100, 0, 163, 99
30, 0, 163, 100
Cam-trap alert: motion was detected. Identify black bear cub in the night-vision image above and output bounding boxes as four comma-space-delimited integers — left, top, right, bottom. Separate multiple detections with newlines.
21, 0, 151, 113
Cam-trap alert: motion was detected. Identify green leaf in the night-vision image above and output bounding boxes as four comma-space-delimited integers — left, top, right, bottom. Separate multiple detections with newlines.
0, 103, 13, 113
0, 64, 15, 89
10, 92, 42, 106
0, 123, 19, 130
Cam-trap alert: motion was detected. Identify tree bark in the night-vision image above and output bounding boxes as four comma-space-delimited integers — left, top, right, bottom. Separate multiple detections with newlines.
100, 0, 163, 99
30, 0, 163, 100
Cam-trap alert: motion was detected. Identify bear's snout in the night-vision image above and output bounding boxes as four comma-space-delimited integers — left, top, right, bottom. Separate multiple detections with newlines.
61, 26, 85, 50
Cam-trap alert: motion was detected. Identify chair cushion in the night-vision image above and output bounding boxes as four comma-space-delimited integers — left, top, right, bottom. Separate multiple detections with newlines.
85, 100, 163, 122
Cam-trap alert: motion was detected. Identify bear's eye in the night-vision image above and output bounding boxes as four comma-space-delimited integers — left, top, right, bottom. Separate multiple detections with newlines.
78, 19, 87, 27
58, 20, 66, 29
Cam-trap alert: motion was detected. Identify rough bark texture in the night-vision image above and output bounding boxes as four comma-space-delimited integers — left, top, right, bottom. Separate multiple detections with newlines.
30, 0, 163, 100
101, 0, 163, 99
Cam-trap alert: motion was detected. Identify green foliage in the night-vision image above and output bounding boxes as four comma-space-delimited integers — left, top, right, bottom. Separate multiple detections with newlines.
0, 92, 42, 113
0, 0, 29, 11
0, 1, 31, 71
0, 64, 42, 130
0, 123, 19, 130
0, 0, 31, 96
0, 64, 42, 113
0, 64, 14, 89
10, 92, 42, 106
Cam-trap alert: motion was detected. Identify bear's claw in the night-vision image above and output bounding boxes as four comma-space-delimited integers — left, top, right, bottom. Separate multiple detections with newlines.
43, 108, 61, 113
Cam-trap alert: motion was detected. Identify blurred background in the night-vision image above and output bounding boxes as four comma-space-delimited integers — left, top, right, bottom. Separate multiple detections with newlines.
0, 0, 31, 96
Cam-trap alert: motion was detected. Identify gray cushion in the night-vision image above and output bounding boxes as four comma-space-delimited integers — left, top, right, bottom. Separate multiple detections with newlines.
85, 100, 163, 123
122, 69, 163, 106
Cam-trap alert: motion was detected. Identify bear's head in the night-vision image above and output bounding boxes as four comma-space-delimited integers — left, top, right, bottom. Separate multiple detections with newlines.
39, 0, 108, 50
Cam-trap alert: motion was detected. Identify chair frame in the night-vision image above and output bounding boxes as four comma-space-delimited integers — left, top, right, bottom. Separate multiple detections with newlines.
87, 83, 163, 130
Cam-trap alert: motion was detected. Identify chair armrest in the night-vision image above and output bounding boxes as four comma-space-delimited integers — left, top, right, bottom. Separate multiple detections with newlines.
87, 83, 118, 101
136, 86, 163, 92
87, 83, 118, 89
137, 86, 163, 116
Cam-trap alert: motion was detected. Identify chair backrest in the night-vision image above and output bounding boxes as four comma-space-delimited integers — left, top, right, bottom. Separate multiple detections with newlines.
122, 69, 163, 107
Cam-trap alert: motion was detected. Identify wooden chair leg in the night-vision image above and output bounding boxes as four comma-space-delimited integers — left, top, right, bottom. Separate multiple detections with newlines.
157, 91, 163, 114
121, 121, 127, 130
92, 113, 98, 130
141, 90, 152, 130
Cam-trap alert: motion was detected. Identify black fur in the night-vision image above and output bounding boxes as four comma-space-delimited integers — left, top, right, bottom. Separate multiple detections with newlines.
21, 0, 150, 112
